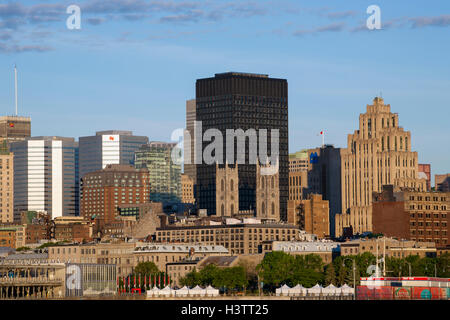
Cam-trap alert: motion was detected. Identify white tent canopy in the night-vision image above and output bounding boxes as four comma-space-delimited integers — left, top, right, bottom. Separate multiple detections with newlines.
307, 284, 323, 295
205, 285, 219, 297
340, 284, 355, 295
276, 284, 291, 296
275, 284, 291, 296
190, 285, 206, 296
175, 286, 189, 297
289, 284, 306, 295
147, 287, 160, 297
159, 286, 173, 296
322, 284, 339, 295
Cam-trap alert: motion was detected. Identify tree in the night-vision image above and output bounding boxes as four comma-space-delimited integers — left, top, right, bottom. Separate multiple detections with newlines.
180, 268, 200, 287
134, 261, 159, 276
257, 251, 295, 287
324, 263, 336, 286
199, 264, 220, 286
337, 264, 347, 286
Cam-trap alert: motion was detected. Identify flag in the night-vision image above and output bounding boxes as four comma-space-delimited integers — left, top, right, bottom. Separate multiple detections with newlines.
144, 275, 147, 288
134, 275, 136, 288
138, 274, 141, 288
128, 276, 130, 288
158, 274, 161, 288
163, 274, 166, 286
168, 275, 170, 287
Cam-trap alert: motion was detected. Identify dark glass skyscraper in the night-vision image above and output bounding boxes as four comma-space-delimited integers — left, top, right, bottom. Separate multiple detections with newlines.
195, 72, 288, 220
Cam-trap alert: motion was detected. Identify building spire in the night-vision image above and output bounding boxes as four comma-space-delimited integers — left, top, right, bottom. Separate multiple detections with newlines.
14, 64, 18, 116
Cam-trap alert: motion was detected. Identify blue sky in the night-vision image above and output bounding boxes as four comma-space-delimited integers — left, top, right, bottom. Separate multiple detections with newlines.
0, 0, 449, 182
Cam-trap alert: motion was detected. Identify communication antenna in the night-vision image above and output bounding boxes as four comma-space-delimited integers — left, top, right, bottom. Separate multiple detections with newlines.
14, 64, 18, 116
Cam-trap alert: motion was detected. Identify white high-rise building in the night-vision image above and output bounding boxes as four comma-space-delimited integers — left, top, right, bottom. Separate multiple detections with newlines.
11, 137, 79, 220
78, 130, 148, 180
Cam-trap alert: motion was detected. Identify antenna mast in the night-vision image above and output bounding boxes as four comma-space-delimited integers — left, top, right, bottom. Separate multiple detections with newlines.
14, 64, 18, 116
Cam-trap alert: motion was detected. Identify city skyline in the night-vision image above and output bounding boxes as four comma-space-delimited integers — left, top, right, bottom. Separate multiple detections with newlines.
0, 0, 449, 182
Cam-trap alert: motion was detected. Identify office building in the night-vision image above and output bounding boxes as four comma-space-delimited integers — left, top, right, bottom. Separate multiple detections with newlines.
0, 116, 31, 149
336, 97, 427, 236
80, 164, 150, 226
11, 137, 79, 220
372, 185, 449, 248
134, 142, 181, 204
195, 72, 289, 220
305, 146, 342, 237
289, 150, 308, 201
184, 99, 197, 183
0, 149, 14, 223
78, 130, 148, 180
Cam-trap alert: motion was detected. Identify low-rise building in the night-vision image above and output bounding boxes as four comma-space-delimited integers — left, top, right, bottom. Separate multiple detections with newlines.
340, 237, 436, 258
133, 243, 229, 273
155, 217, 302, 255
262, 240, 340, 264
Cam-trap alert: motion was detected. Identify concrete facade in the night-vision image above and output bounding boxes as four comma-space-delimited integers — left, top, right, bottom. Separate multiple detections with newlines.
0, 153, 14, 223
336, 98, 427, 237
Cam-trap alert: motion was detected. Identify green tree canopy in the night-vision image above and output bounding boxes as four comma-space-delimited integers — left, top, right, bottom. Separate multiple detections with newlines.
134, 261, 159, 276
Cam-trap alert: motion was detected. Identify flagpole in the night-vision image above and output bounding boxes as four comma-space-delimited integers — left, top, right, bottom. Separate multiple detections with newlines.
322, 131, 324, 148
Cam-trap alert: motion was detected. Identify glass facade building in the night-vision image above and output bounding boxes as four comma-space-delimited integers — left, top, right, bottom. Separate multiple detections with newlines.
135, 142, 181, 204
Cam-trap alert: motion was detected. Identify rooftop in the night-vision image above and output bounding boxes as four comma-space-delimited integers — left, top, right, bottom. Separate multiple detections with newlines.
134, 244, 228, 254
96, 130, 133, 136
214, 72, 269, 78
272, 241, 340, 252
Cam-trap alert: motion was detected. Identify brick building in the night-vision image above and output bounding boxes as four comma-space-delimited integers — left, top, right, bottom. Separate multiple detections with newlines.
372, 186, 449, 248
0, 226, 17, 248
80, 164, 150, 226
53, 217, 93, 242
287, 194, 330, 239
181, 174, 195, 204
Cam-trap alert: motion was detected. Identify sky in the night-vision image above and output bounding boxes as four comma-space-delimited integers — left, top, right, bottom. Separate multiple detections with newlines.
0, 0, 449, 183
